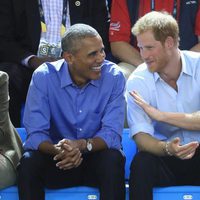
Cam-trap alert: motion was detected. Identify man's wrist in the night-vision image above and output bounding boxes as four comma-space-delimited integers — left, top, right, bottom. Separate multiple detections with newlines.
165, 141, 173, 156
77, 139, 87, 152
80, 139, 94, 153
86, 139, 93, 152
22, 55, 36, 68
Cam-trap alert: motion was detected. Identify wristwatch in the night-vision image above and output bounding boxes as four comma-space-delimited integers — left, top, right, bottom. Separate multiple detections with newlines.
86, 139, 93, 152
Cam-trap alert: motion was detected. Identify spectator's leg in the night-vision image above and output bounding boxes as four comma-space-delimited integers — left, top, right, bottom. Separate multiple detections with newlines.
116, 62, 137, 80
129, 151, 175, 200
83, 149, 125, 200
18, 151, 47, 200
0, 154, 16, 189
17, 150, 84, 200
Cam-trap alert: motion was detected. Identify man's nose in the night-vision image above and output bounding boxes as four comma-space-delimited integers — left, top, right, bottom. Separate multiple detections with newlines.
140, 49, 149, 60
96, 51, 105, 63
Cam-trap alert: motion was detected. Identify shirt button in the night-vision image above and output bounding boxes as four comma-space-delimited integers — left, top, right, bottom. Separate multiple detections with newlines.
75, 1, 81, 6
79, 128, 82, 131
79, 110, 82, 113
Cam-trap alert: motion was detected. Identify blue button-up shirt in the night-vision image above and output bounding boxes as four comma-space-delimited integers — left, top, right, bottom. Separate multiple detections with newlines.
24, 59, 125, 150
126, 51, 200, 144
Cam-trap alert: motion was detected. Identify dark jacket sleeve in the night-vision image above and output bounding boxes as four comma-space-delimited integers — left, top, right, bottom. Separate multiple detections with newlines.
0, 0, 40, 64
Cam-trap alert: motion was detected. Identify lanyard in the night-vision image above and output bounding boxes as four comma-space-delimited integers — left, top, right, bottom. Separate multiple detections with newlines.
151, 0, 177, 19
38, 0, 68, 34
61, 0, 68, 35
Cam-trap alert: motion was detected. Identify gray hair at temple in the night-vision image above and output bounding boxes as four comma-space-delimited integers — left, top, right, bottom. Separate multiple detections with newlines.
132, 11, 180, 47
61, 23, 99, 54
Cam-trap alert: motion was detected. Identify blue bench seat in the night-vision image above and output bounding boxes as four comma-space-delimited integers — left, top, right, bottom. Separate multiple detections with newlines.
1, 128, 200, 199
154, 186, 200, 200
0, 128, 133, 200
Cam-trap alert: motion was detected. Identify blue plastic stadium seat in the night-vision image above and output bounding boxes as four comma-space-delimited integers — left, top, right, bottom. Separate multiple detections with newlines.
0, 186, 100, 200
154, 186, 200, 200
16, 128, 27, 143
122, 128, 137, 180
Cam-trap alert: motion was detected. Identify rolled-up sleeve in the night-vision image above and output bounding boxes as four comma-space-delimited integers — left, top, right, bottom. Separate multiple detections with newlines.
95, 70, 126, 149
126, 75, 154, 138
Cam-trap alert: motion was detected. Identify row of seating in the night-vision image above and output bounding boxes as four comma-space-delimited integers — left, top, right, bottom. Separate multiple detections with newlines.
0, 128, 199, 199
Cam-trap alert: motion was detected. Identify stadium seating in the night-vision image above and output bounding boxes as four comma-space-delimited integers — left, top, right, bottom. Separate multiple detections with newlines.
1, 128, 200, 200
0, 128, 135, 200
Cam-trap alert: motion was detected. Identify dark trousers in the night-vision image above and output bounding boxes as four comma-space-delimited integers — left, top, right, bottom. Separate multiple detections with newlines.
129, 150, 200, 200
0, 63, 33, 127
17, 149, 125, 200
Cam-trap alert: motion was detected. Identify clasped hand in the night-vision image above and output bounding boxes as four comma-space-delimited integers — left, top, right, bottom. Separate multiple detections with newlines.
53, 139, 83, 170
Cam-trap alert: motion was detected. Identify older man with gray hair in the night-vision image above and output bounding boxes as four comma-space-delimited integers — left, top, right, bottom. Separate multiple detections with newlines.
18, 24, 126, 200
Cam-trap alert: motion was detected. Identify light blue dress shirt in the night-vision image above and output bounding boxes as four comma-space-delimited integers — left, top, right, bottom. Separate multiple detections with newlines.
23, 59, 125, 150
126, 51, 200, 144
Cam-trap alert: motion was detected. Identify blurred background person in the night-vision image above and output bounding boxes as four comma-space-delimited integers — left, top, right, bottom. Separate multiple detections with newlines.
109, 0, 200, 79
0, 71, 22, 189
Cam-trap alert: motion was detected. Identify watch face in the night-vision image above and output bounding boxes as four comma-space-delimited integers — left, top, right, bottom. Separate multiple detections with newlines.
87, 141, 92, 151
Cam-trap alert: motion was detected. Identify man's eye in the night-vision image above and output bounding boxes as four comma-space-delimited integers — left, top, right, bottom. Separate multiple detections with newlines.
100, 48, 105, 53
89, 52, 97, 57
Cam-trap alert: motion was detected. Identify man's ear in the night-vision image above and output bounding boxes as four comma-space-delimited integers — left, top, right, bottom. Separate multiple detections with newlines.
165, 36, 175, 48
62, 52, 74, 65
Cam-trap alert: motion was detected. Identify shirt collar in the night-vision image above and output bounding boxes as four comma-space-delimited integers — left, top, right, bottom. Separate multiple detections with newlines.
55, 59, 101, 88
180, 51, 193, 77
153, 50, 193, 82
52, 59, 72, 88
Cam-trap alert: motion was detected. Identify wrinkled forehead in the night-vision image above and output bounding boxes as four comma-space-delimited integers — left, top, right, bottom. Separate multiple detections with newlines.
74, 35, 103, 51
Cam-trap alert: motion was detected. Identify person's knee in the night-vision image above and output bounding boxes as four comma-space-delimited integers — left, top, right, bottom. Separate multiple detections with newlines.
0, 171, 16, 189
0, 155, 16, 189
18, 151, 45, 177
99, 149, 125, 176
130, 151, 158, 177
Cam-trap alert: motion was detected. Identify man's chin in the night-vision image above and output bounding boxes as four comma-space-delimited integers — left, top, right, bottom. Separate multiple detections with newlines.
148, 65, 156, 73
91, 71, 101, 80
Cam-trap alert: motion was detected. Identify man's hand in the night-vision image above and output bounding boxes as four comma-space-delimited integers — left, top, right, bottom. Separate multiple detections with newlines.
53, 139, 84, 170
28, 56, 58, 69
167, 138, 199, 159
130, 91, 163, 121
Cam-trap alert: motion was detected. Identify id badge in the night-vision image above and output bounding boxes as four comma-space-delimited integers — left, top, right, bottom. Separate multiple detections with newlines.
38, 39, 61, 58
48, 45, 61, 58
38, 40, 49, 57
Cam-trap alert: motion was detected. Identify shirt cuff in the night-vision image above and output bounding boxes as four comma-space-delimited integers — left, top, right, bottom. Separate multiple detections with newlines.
129, 123, 154, 138
21, 55, 35, 68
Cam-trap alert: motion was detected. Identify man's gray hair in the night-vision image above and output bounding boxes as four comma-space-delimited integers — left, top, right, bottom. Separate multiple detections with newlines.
61, 23, 99, 54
